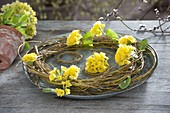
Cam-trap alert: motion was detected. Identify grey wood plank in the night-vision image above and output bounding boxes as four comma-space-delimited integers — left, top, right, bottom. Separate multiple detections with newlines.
35, 20, 170, 44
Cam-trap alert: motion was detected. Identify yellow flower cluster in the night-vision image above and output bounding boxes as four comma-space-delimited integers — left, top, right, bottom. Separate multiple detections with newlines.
85, 52, 109, 73
90, 21, 105, 36
55, 88, 70, 97
62, 65, 80, 80
66, 21, 105, 47
48, 65, 80, 97
22, 53, 37, 63
115, 35, 137, 66
115, 44, 136, 66
1, 0, 37, 39
66, 30, 82, 46
119, 35, 137, 45
55, 88, 65, 97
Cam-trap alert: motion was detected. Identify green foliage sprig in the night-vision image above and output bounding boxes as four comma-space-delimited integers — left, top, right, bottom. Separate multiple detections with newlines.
0, 0, 37, 40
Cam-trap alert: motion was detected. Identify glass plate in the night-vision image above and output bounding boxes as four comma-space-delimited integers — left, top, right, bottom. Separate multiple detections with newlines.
23, 37, 158, 99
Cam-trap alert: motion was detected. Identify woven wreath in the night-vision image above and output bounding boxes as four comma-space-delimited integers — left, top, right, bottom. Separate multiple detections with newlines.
22, 21, 149, 97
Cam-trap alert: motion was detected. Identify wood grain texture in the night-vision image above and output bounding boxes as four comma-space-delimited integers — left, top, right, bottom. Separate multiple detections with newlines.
0, 21, 170, 113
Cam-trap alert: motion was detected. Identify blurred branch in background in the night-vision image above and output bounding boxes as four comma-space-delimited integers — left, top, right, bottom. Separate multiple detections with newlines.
27, 0, 169, 20
28, 0, 119, 20
0, 0, 169, 20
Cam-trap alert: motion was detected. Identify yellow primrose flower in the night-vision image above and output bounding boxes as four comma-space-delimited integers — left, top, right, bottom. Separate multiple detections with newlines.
66, 30, 82, 46
22, 53, 37, 62
63, 75, 69, 80
128, 35, 137, 43
55, 88, 65, 97
49, 68, 57, 75
98, 65, 107, 73
49, 68, 57, 81
57, 75, 62, 81
85, 52, 109, 74
104, 60, 109, 66
69, 72, 78, 80
63, 65, 80, 80
94, 61, 102, 67
85, 67, 98, 73
65, 89, 71, 95
61, 66, 67, 72
99, 52, 107, 60
115, 44, 136, 66
62, 81, 66, 85
86, 56, 95, 64
49, 73, 56, 81
119, 35, 137, 45
90, 21, 105, 36
118, 36, 128, 45
65, 80, 72, 87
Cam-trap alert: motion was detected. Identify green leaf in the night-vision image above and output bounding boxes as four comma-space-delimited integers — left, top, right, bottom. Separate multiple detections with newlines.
21, 23, 27, 27
3, 7, 13, 20
14, 22, 23, 28
139, 39, 148, 50
42, 88, 54, 93
82, 32, 93, 46
16, 27, 25, 35
14, 22, 27, 28
12, 14, 20, 24
4, 19, 13, 25
24, 42, 30, 51
82, 40, 93, 46
24, 35, 31, 40
83, 31, 92, 39
19, 14, 28, 23
119, 76, 131, 90
106, 28, 118, 41
26, 61, 33, 66
0, 15, 3, 24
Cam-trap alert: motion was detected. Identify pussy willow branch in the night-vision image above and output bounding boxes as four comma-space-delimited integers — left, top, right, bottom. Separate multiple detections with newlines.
99, 0, 123, 21
99, 1, 170, 34
155, 8, 164, 33
164, 25, 170, 32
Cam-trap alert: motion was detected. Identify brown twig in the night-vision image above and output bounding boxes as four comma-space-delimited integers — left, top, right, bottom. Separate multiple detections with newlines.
23, 36, 151, 95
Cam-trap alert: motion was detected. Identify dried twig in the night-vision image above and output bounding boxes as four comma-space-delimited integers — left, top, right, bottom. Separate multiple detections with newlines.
23, 36, 154, 95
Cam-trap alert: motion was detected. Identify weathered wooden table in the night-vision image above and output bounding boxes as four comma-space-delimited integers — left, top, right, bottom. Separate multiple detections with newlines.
0, 21, 170, 113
